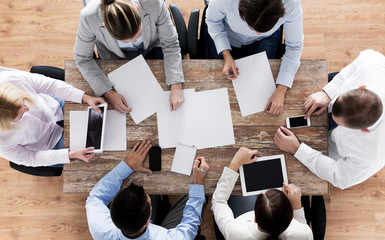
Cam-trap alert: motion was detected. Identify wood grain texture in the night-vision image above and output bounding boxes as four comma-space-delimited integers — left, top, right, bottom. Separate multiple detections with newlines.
1, 0, 385, 239
63, 59, 329, 195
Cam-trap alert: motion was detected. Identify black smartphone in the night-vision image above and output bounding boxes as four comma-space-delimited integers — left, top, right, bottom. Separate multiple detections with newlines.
149, 146, 161, 171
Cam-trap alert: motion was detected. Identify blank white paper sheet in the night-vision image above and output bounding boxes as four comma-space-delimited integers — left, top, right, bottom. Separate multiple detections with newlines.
157, 89, 196, 148
232, 51, 276, 117
108, 55, 167, 124
157, 88, 235, 149
70, 110, 127, 151
171, 143, 197, 176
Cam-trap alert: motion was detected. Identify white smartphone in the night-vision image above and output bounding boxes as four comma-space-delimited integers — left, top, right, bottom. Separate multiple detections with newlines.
84, 103, 108, 153
286, 115, 311, 129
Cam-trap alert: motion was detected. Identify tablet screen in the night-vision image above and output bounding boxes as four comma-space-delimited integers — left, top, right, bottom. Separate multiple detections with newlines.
243, 158, 284, 192
85, 106, 105, 149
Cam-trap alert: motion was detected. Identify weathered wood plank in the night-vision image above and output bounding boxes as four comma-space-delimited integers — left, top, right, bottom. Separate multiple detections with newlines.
64, 169, 328, 195
65, 59, 327, 104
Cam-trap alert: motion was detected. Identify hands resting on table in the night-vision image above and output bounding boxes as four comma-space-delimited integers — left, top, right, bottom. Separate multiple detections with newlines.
102, 82, 185, 114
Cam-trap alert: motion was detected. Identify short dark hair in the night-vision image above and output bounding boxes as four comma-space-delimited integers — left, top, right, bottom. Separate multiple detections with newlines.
254, 189, 293, 240
110, 183, 151, 235
238, 0, 285, 33
332, 88, 383, 129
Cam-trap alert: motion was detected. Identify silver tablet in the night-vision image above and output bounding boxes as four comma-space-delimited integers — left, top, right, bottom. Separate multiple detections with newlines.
84, 103, 108, 154
239, 154, 288, 196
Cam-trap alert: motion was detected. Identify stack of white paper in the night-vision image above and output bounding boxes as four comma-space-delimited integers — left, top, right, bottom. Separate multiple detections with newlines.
70, 110, 127, 151
232, 51, 276, 116
157, 88, 235, 149
108, 55, 167, 124
171, 143, 197, 176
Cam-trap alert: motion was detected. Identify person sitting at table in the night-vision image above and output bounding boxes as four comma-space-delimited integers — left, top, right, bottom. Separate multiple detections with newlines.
211, 147, 313, 239
205, 0, 304, 115
74, 0, 185, 113
274, 49, 385, 189
0, 69, 104, 167
86, 140, 209, 240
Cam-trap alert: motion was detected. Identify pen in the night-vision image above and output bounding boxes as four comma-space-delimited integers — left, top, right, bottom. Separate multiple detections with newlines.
220, 74, 235, 79
201, 168, 206, 174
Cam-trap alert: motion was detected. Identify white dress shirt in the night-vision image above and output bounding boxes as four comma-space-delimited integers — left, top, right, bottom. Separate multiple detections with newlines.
212, 167, 313, 240
0, 70, 84, 166
206, 0, 304, 88
294, 49, 385, 189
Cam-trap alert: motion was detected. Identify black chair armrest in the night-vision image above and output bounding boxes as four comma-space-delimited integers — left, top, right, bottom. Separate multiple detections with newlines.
30, 66, 65, 81
169, 4, 188, 55
9, 161, 62, 177
187, 9, 200, 59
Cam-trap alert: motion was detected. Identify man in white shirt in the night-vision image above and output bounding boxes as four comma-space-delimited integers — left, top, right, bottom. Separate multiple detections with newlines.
274, 49, 385, 189
212, 147, 313, 239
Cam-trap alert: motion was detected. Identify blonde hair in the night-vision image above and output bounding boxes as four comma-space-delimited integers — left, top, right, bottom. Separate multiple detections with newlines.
0, 83, 34, 132
101, 0, 141, 40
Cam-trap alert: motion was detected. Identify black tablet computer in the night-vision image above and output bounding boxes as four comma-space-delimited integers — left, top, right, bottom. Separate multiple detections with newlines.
239, 154, 288, 196
84, 103, 108, 153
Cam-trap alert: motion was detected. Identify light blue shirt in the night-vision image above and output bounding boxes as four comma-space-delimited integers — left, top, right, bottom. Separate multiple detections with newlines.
206, 0, 304, 88
86, 161, 205, 240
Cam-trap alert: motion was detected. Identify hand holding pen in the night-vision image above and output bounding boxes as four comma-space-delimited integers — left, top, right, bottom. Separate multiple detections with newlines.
193, 157, 209, 185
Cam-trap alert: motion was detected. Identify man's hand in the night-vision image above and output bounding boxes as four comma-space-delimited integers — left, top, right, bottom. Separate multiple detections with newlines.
228, 147, 258, 172
274, 126, 301, 155
282, 182, 302, 210
264, 85, 288, 115
304, 90, 331, 119
82, 94, 105, 113
103, 90, 132, 113
68, 147, 95, 163
125, 140, 152, 174
222, 50, 239, 80
193, 157, 209, 185
169, 83, 185, 111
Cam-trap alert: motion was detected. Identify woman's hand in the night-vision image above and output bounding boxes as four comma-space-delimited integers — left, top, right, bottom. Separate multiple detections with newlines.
82, 94, 106, 113
68, 147, 95, 163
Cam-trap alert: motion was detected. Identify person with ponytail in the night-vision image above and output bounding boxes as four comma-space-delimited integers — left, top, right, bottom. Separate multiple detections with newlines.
206, 0, 304, 115
212, 147, 313, 239
74, 0, 185, 113
0, 69, 103, 167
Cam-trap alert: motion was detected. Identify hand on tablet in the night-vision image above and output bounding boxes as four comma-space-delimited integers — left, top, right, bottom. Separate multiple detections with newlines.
304, 90, 331, 119
103, 90, 132, 113
193, 157, 209, 185
282, 182, 302, 210
229, 147, 258, 172
169, 83, 185, 111
69, 147, 95, 163
82, 94, 106, 113
125, 140, 152, 174
274, 126, 301, 155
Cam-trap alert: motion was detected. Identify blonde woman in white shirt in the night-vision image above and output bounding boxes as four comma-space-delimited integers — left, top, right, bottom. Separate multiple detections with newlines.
0, 70, 104, 167
212, 147, 313, 240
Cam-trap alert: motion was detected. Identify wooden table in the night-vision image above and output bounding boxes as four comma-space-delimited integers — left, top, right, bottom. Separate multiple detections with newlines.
63, 59, 329, 195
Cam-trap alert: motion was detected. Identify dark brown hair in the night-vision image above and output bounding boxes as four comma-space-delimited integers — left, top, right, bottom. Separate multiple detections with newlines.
110, 183, 151, 235
101, 0, 141, 40
239, 0, 285, 33
332, 88, 383, 129
254, 189, 293, 240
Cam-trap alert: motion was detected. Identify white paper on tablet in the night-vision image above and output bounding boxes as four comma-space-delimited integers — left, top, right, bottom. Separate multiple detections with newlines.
70, 110, 126, 151
157, 89, 196, 148
171, 143, 197, 176
108, 55, 167, 124
232, 51, 276, 116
